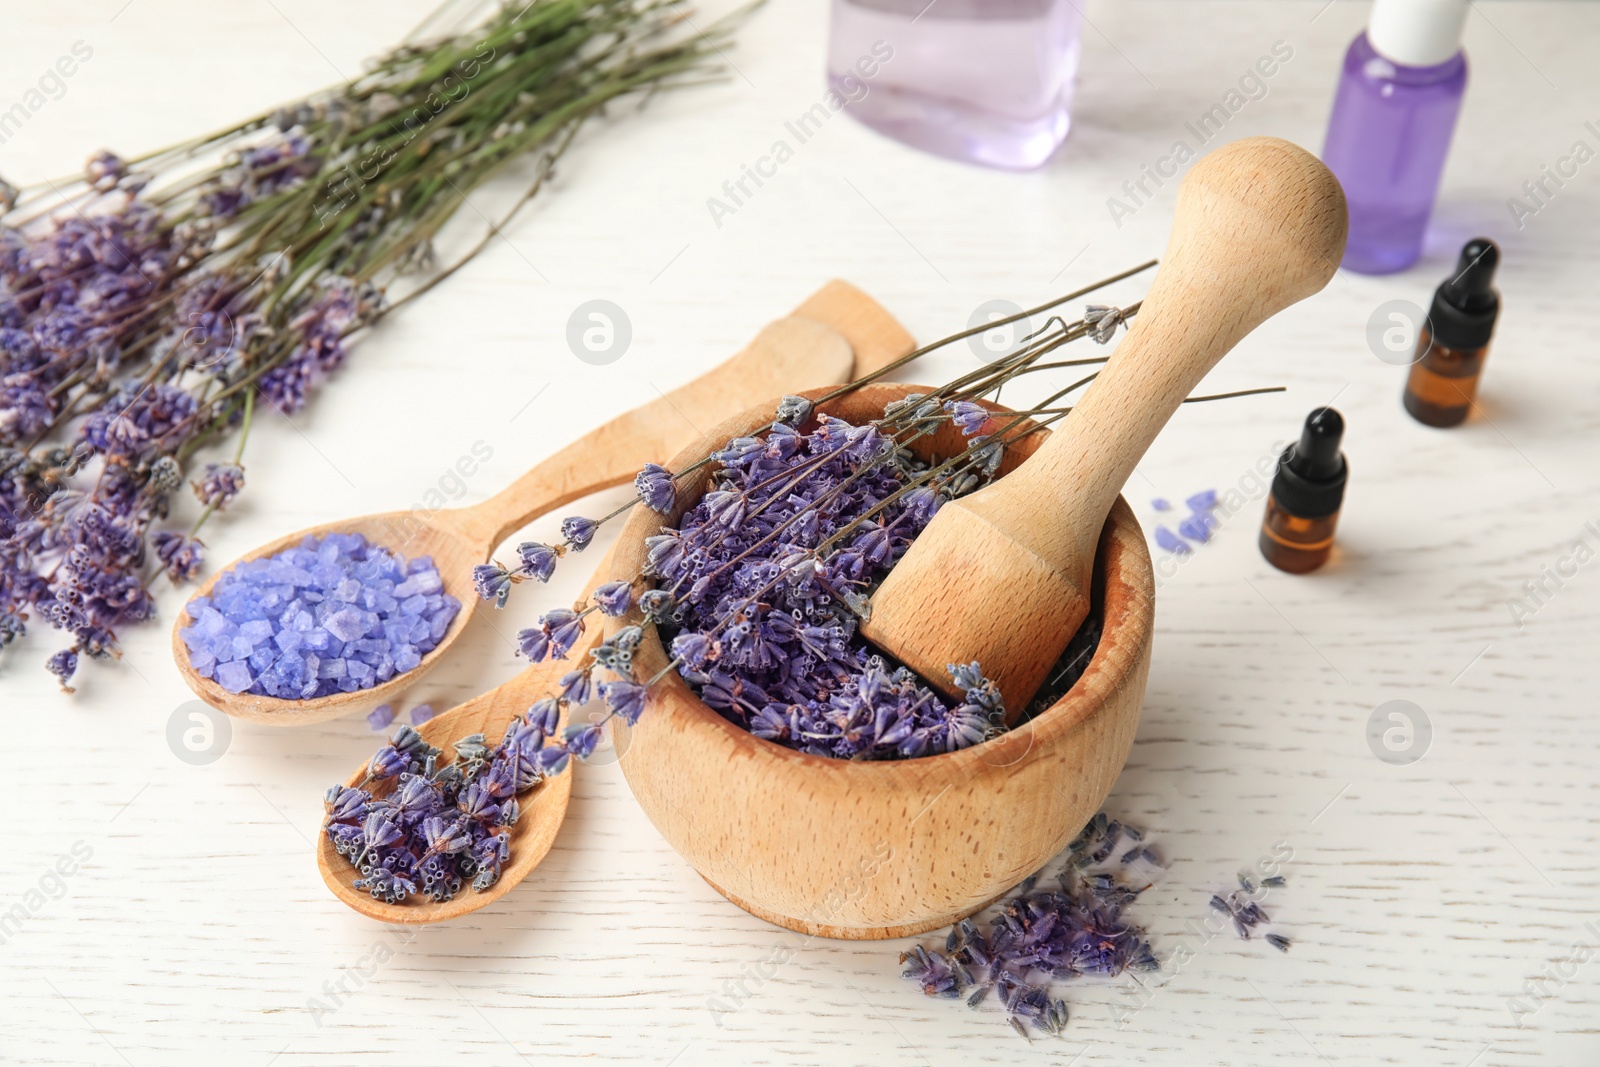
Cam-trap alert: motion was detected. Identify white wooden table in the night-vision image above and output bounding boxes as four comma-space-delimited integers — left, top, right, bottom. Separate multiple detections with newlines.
4, 1, 1598, 1063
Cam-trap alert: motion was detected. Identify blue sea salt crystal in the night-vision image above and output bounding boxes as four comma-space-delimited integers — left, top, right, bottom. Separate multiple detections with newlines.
215, 660, 253, 693
367, 704, 395, 731
179, 533, 459, 701
1185, 489, 1218, 512
1153, 526, 1190, 556
1177, 512, 1216, 544
1151, 497, 1171, 511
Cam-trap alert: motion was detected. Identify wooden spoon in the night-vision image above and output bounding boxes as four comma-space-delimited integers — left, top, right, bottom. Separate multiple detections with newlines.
175, 281, 913, 726
861, 137, 1347, 714
315, 544, 615, 925
317, 286, 918, 923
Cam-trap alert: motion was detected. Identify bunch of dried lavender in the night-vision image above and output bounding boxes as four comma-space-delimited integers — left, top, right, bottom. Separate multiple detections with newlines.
900, 812, 1161, 1038
472, 265, 1284, 767
0, 0, 743, 688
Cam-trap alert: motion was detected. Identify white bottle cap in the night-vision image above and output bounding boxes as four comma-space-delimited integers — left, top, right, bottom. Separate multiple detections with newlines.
1368, 0, 1469, 67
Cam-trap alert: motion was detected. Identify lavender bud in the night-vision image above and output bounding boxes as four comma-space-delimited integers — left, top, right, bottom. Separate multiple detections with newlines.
634, 463, 676, 513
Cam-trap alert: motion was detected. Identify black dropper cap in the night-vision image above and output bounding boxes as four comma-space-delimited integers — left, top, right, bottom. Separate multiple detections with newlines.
1270, 408, 1347, 519
1428, 238, 1500, 350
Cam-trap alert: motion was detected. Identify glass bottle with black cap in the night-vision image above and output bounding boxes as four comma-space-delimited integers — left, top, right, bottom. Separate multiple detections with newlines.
1259, 408, 1348, 574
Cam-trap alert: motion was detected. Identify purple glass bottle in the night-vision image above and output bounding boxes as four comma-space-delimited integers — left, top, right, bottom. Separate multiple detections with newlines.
1321, 0, 1468, 274
826, 0, 1083, 170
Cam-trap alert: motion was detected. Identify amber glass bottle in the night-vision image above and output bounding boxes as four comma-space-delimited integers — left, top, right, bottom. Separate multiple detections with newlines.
1260, 408, 1347, 574
1403, 238, 1500, 428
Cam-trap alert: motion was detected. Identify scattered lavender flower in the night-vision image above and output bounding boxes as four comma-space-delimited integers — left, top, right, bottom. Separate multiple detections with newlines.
1210, 871, 1291, 949
900, 813, 1159, 1036
178, 532, 458, 698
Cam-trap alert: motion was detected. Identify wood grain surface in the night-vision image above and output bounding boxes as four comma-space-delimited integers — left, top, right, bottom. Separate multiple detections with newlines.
2, 2, 1597, 1065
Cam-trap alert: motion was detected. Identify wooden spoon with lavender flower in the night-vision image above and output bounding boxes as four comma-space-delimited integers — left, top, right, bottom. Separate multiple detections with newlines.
316, 285, 920, 922
176, 281, 913, 727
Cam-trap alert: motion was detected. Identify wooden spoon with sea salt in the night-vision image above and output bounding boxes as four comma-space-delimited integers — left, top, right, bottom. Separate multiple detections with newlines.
175, 282, 911, 727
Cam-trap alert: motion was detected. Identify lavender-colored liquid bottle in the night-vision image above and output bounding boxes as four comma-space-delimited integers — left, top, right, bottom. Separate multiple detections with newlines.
1322, 18, 1467, 274
826, 0, 1082, 170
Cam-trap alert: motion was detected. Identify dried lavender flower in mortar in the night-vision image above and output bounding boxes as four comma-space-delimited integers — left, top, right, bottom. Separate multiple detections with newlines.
637, 589, 674, 622
1084, 304, 1126, 344
593, 580, 632, 617
774, 394, 812, 426
517, 542, 558, 582
944, 400, 990, 436
600, 679, 647, 725
561, 516, 598, 550
634, 463, 676, 514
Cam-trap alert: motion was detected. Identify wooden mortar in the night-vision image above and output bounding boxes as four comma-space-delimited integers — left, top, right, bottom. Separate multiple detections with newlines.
607, 382, 1154, 939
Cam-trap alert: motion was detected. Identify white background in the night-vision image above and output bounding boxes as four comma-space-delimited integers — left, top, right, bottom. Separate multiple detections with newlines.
2, 1, 1598, 1064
